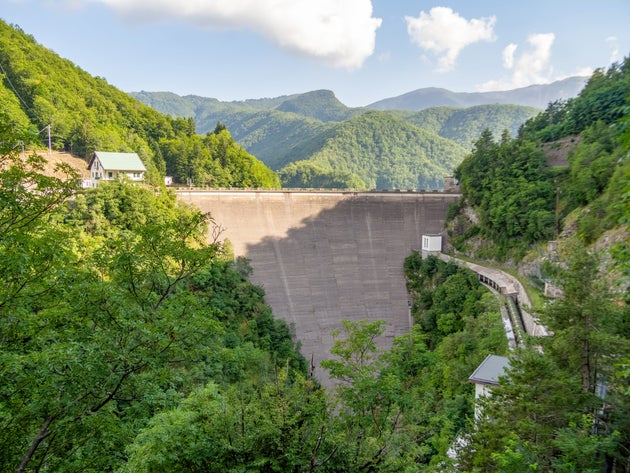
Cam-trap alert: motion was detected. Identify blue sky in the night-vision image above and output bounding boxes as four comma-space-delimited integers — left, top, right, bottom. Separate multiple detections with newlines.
2, 0, 629, 106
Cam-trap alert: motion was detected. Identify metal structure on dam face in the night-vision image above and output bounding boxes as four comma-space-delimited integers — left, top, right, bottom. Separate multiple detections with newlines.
177, 190, 460, 386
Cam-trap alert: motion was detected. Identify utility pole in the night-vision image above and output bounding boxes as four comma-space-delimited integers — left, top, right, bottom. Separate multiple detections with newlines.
38, 124, 51, 154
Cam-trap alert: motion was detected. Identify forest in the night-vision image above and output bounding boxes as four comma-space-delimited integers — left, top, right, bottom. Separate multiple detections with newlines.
135, 89, 542, 190
450, 58, 630, 262
0, 118, 304, 471
276, 111, 466, 190
444, 57, 630, 471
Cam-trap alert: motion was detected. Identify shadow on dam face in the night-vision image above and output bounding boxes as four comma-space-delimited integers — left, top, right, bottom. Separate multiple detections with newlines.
178, 191, 459, 387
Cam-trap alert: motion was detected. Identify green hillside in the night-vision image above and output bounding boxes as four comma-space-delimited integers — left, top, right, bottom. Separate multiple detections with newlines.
394, 103, 540, 149
0, 20, 278, 188
217, 109, 334, 170
133, 90, 538, 186
451, 57, 630, 262
274, 89, 362, 121
134, 89, 472, 190
279, 110, 467, 190
132, 89, 363, 170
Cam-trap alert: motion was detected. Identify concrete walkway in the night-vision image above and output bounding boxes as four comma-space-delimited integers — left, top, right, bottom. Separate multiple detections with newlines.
437, 253, 549, 338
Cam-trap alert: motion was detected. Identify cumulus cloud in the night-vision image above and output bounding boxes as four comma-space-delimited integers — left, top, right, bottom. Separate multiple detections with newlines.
405, 7, 495, 72
90, 0, 382, 69
478, 33, 555, 91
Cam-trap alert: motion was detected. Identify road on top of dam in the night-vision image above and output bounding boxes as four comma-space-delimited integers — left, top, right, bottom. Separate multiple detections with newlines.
178, 190, 460, 386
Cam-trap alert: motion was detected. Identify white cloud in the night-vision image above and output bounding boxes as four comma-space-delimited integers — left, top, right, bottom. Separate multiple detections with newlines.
405, 7, 495, 72
89, 0, 382, 69
502, 43, 517, 69
478, 33, 555, 91
607, 36, 621, 64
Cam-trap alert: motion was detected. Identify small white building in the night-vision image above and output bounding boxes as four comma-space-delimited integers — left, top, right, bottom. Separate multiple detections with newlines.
421, 234, 442, 257
468, 354, 510, 419
86, 151, 146, 187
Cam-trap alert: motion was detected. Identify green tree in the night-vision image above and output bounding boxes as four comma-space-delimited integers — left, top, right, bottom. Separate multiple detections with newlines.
124, 371, 334, 473
0, 178, 304, 471
461, 349, 585, 472
461, 242, 630, 471
542, 242, 627, 393
322, 320, 425, 472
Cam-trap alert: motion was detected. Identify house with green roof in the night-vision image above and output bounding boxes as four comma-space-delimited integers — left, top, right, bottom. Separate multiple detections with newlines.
86, 151, 146, 187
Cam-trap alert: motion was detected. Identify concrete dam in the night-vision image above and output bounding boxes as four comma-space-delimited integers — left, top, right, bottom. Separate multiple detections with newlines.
178, 190, 460, 385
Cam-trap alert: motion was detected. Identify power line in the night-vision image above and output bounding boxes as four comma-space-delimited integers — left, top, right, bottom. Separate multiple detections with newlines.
0, 60, 52, 152
0, 60, 33, 113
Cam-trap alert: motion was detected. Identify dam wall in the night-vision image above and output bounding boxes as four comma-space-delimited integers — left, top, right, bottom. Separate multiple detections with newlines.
177, 190, 460, 386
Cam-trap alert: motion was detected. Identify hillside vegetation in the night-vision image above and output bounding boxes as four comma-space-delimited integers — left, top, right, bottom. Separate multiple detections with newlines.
437, 58, 630, 472
0, 20, 278, 188
278, 110, 467, 190
133, 89, 358, 171
394, 104, 540, 149
133, 90, 548, 189
0, 115, 304, 470
450, 57, 630, 263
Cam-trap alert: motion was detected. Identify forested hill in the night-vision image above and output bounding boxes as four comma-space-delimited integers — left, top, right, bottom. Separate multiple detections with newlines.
0, 20, 279, 188
450, 57, 630, 264
131, 89, 363, 135
134, 90, 537, 189
131, 89, 363, 172
443, 58, 630, 471
392, 104, 540, 149
278, 111, 467, 190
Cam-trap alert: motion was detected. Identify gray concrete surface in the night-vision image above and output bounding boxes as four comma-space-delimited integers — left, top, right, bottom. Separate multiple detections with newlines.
178, 190, 460, 386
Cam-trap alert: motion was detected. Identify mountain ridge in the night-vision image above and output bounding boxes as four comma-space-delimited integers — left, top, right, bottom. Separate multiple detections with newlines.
367, 76, 588, 111
132, 76, 587, 114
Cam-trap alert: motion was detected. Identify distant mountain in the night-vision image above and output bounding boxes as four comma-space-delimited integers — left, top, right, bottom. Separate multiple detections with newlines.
132, 90, 469, 190
131, 77, 574, 190
275, 89, 361, 121
367, 76, 588, 111
132, 89, 540, 170
131, 89, 361, 131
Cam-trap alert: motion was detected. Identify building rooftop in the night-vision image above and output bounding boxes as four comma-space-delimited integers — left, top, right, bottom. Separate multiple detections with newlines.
468, 354, 510, 386
89, 151, 146, 171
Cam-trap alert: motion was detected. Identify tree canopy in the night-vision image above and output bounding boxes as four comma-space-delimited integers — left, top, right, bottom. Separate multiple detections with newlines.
0, 121, 301, 471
